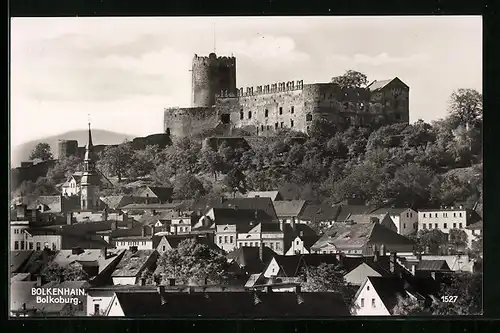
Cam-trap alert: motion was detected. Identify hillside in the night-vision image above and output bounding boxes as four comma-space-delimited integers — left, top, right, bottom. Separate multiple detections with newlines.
11, 129, 135, 168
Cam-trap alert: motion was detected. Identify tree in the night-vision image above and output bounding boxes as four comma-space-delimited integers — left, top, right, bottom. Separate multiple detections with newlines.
392, 295, 431, 316
200, 146, 223, 180
448, 89, 482, 129
301, 263, 357, 307
128, 145, 160, 179
331, 70, 368, 88
29, 142, 53, 161
448, 228, 468, 252
41, 262, 89, 282
151, 163, 174, 187
97, 142, 134, 182
431, 272, 482, 315
173, 173, 206, 200
46, 156, 82, 184
417, 229, 447, 254
156, 239, 228, 285
223, 168, 247, 197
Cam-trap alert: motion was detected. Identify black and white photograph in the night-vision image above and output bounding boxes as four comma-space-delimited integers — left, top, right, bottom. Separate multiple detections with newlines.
9, 16, 483, 317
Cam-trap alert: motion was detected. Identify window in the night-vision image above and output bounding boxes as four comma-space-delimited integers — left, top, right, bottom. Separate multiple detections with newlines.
245, 242, 248, 246
306, 113, 312, 121
14, 241, 19, 250
423, 213, 426, 218
454, 213, 456, 217
94, 304, 100, 315
422, 224, 426, 229
360, 298, 365, 307
291, 106, 295, 114
21, 241, 25, 250
230, 236, 234, 243
403, 223, 406, 229
372, 299, 376, 308
276, 242, 281, 250
279, 107, 283, 115
290, 119, 294, 127
406, 213, 409, 218
444, 213, 447, 217
224, 236, 228, 243
265, 109, 269, 117
410, 213, 413, 218
280, 122, 284, 128
261, 125, 264, 131
240, 110, 244, 120
459, 223, 463, 229
434, 223, 438, 229
453, 223, 456, 228
444, 223, 447, 229
296, 240, 300, 245
306, 126, 310, 132
248, 111, 252, 119
219, 236, 223, 244
162, 246, 166, 251
270, 243, 274, 250
459, 213, 463, 217
52, 243, 56, 251
29, 242, 33, 250
275, 122, 278, 129
367, 286, 370, 291
14, 229, 17, 234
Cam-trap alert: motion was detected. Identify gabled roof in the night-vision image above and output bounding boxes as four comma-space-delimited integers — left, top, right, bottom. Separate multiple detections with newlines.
152, 235, 165, 249
271, 254, 340, 277
367, 78, 408, 92
211, 207, 276, 226
140, 186, 173, 202
273, 200, 307, 217
111, 290, 351, 317
335, 205, 375, 222
100, 196, 139, 210
298, 204, 341, 221
193, 198, 279, 223
226, 246, 277, 274
111, 250, 158, 277
247, 223, 283, 234
246, 191, 282, 201
416, 260, 451, 272
52, 249, 125, 274
13, 249, 55, 275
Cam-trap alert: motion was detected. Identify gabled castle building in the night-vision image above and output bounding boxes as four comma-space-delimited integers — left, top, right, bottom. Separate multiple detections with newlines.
164, 52, 410, 138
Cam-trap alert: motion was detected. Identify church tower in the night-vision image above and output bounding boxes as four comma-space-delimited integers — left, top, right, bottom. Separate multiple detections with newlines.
80, 123, 100, 211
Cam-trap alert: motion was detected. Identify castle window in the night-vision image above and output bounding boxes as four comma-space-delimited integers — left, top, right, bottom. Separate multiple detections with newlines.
291, 106, 294, 114
240, 111, 244, 120
275, 123, 278, 130
265, 109, 269, 117
279, 107, 283, 115
261, 125, 264, 131
280, 122, 284, 128
306, 113, 312, 121
290, 120, 294, 127
248, 111, 252, 119
306, 126, 310, 132
221, 114, 230, 124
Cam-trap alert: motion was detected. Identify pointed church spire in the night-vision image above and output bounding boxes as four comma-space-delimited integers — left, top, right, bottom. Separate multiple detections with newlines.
87, 121, 93, 150
84, 121, 94, 162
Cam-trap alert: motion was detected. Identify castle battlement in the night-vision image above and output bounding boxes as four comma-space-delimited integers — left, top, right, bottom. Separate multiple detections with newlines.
192, 53, 236, 67
216, 80, 305, 98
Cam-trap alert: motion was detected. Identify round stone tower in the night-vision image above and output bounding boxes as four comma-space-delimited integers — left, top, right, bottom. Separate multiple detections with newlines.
191, 53, 237, 107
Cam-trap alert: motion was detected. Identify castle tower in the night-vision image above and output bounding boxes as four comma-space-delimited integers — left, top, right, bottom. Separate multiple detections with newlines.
191, 53, 237, 107
80, 123, 100, 211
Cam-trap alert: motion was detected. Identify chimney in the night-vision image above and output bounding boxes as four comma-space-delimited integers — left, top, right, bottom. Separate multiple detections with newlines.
36, 275, 43, 287
188, 286, 195, 294
373, 245, 379, 262
101, 247, 108, 259
158, 285, 165, 294
259, 242, 264, 261
111, 221, 117, 231
169, 278, 176, 286
390, 252, 397, 273
66, 212, 73, 225
380, 244, 386, 257
140, 278, 146, 286
411, 264, 416, 276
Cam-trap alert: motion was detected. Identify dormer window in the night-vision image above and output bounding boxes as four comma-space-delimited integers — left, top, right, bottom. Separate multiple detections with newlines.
265, 109, 269, 117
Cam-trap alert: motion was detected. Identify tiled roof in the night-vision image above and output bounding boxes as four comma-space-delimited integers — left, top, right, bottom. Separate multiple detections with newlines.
11, 273, 31, 282
112, 250, 158, 277
193, 198, 279, 222
246, 191, 282, 201
370, 208, 409, 215
416, 260, 451, 271
112, 290, 350, 317
53, 249, 125, 274
298, 204, 341, 221
14, 249, 55, 275
100, 196, 136, 210
312, 223, 414, 252
283, 223, 318, 253
367, 79, 394, 92
273, 200, 307, 217
345, 213, 388, 224
10, 251, 35, 274
140, 186, 173, 202
248, 223, 282, 233
121, 203, 184, 211
335, 205, 375, 222
212, 207, 276, 226
226, 246, 277, 274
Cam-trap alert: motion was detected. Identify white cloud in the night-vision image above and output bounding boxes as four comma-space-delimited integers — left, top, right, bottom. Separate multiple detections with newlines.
327, 52, 430, 67
219, 35, 309, 63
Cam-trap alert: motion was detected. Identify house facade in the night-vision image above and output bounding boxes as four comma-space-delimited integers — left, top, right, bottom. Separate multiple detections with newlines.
285, 235, 312, 255
370, 208, 418, 235
352, 277, 392, 315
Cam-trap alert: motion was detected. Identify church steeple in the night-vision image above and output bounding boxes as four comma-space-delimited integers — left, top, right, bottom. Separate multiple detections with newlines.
80, 121, 99, 211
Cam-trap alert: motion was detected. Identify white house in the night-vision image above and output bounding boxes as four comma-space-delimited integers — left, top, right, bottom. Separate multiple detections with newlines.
370, 208, 418, 235
10, 220, 30, 251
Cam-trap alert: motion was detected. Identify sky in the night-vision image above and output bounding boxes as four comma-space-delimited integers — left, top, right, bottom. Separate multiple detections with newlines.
10, 16, 482, 147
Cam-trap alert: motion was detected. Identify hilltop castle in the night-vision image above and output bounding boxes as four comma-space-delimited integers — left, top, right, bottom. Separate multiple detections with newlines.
164, 52, 410, 138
